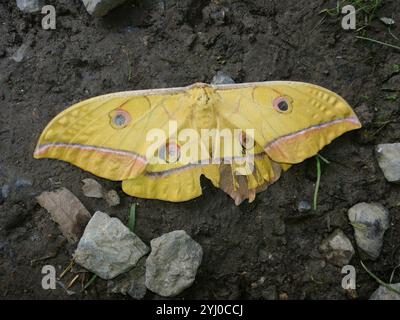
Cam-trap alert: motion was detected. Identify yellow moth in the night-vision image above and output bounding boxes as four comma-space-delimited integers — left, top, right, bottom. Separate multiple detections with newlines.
34, 81, 361, 205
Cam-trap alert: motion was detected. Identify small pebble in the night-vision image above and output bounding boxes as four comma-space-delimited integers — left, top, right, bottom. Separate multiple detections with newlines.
380, 17, 395, 26
15, 179, 33, 189
319, 229, 355, 266
348, 202, 390, 260
210, 71, 235, 85
279, 292, 289, 300
81, 0, 129, 17
298, 200, 312, 213
2, 184, 10, 199
376, 143, 400, 183
104, 190, 120, 207
82, 178, 104, 198
16, 0, 43, 13
122, 26, 139, 33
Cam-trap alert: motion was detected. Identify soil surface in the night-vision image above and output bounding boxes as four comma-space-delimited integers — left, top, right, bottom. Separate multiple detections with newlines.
1, 0, 400, 300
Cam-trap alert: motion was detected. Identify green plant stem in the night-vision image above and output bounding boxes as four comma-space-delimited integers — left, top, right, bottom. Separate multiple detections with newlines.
317, 153, 331, 164
356, 36, 400, 50
313, 156, 321, 211
361, 261, 400, 295
83, 274, 97, 291
128, 203, 136, 232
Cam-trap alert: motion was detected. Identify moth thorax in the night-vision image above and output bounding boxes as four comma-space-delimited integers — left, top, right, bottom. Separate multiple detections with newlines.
193, 93, 217, 129
193, 88, 216, 129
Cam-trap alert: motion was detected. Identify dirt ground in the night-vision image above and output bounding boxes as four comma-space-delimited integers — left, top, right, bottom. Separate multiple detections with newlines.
0, 0, 399, 300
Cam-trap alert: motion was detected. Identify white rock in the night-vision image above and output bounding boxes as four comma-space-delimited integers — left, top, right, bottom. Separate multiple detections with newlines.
82, 0, 128, 17
145, 230, 203, 297
319, 229, 355, 266
16, 0, 43, 13
370, 283, 400, 300
348, 203, 390, 260
376, 143, 400, 183
74, 211, 149, 279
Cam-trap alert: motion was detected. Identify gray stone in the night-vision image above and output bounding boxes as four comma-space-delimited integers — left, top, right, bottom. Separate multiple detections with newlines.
145, 230, 203, 297
370, 283, 400, 300
82, 178, 103, 198
82, 0, 129, 17
319, 229, 355, 266
380, 17, 395, 26
348, 203, 390, 260
81, 179, 120, 206
74, 211, 149, 279
104, 190, 120, 207
376, 143, 400, 183
108, 257, 147, 300
16, 0, 43, 13
211, 71, 235, 85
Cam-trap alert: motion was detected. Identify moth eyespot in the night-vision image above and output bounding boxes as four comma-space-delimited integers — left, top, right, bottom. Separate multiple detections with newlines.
239, 131, 254, 151
273, 97, 293, 113
109, 110, 131, 129
159, 141, 181, 163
